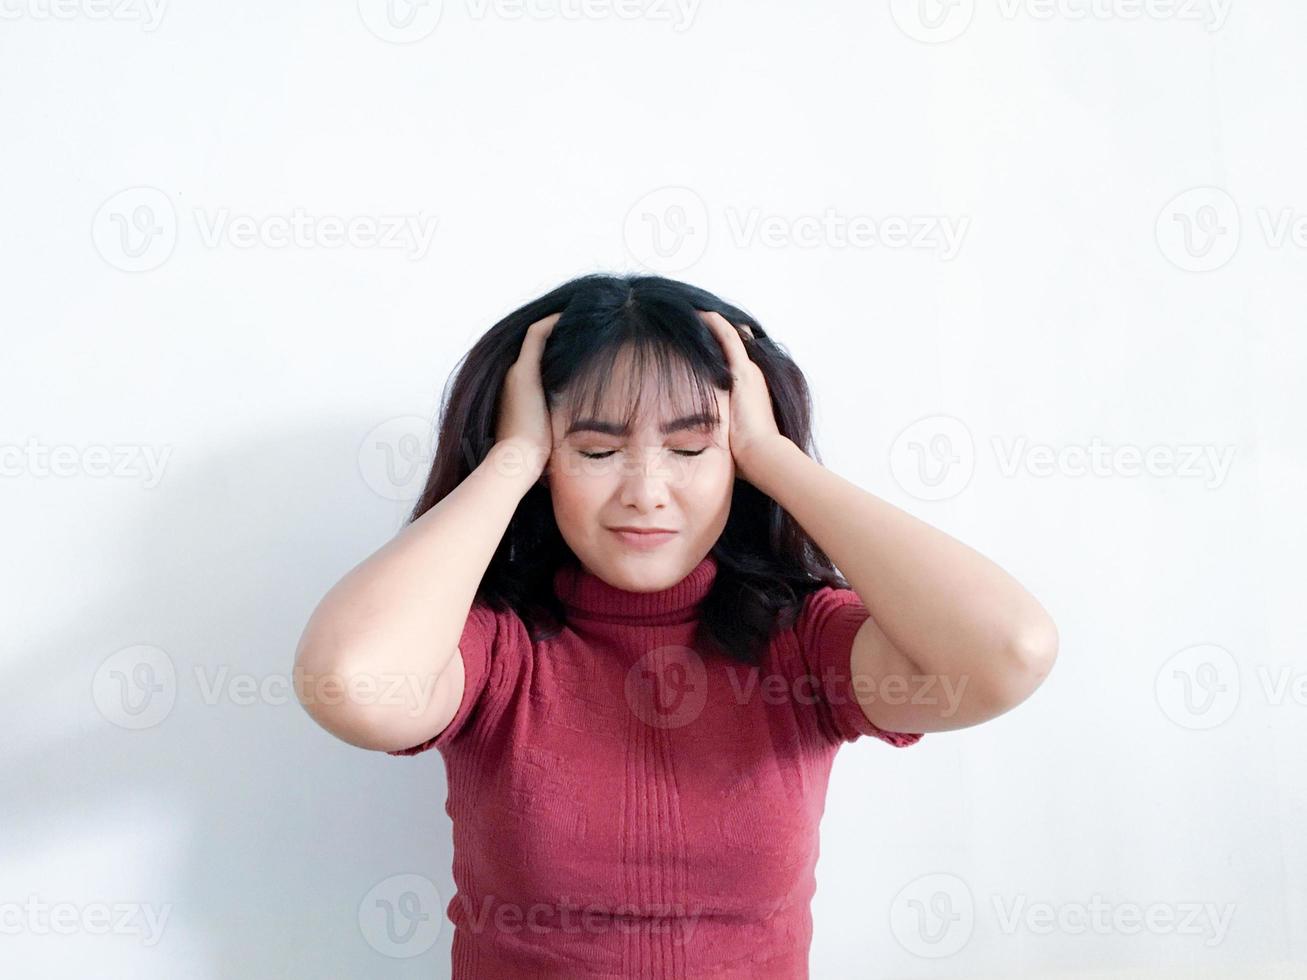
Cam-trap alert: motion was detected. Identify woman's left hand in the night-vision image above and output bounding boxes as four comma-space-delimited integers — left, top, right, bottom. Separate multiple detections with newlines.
698, 310, 789, 485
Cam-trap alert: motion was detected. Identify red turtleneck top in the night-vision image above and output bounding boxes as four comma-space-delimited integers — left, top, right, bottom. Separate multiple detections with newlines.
388, 555, 923, 978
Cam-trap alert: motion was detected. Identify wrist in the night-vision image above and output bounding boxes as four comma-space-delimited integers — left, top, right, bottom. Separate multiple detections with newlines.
739, 435, 800, 495
487, 439, 549, 486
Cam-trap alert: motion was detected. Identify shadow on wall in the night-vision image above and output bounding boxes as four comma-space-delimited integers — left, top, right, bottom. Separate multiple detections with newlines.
2, 418, 461, 978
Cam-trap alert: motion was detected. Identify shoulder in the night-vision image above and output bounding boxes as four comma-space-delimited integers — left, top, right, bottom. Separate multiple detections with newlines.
792, 585, 870, 652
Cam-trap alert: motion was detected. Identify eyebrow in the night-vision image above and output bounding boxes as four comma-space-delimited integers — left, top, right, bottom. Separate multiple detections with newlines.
564, 412, 719, 438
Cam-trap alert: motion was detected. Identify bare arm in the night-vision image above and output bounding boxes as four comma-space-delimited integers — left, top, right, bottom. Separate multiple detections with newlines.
746, 436, 1058, 733
294, 313, 559, 751
693, 309, 1056, 737
293, 440, 541, 751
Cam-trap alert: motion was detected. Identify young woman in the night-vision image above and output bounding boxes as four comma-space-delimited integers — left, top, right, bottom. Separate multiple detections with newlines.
294, 273, 1058, 978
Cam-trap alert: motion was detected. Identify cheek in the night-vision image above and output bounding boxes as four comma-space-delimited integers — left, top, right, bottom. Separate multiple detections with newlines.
547, 469, 606, 528
678, 452, 734, 502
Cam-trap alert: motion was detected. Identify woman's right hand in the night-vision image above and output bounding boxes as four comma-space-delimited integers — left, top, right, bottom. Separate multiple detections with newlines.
493, 312, 560, 480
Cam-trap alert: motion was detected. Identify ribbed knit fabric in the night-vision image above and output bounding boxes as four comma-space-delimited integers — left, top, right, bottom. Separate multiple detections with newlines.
389, 555, 923, 978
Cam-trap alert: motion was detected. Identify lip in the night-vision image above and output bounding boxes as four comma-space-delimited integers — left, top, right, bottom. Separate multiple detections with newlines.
608, 527, 678, 550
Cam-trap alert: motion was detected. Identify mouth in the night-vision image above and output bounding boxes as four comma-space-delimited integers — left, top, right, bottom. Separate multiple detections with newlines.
608, 527, 678, 550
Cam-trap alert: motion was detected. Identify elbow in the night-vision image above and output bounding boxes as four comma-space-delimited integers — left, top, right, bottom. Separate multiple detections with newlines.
1006, 614, 1059, 692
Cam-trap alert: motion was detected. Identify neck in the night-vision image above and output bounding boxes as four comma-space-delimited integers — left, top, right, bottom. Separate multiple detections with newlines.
552, 554, 718, 627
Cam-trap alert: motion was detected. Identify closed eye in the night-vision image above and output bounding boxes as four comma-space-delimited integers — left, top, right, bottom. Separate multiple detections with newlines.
580, 449, 706, 459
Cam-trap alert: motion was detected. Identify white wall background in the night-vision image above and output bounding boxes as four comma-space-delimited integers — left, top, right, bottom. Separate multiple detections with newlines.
3, 1, 1303, 977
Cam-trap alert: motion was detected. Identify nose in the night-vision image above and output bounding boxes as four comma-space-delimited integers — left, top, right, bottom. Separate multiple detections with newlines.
616, 447, 675, 510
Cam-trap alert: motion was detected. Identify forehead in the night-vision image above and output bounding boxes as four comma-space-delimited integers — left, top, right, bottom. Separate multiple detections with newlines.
562, 409, 721, 439
555, 346, 725, 437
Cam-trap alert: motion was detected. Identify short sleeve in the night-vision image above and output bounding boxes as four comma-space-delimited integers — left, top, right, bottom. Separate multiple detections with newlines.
794, 586, 924, 748
386, 602, 512, 757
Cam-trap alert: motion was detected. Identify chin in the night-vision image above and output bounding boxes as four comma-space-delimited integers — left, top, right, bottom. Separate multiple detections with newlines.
604, 554, 679, 589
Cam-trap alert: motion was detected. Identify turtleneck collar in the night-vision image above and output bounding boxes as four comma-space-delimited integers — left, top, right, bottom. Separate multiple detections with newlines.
552, 554, 718, 626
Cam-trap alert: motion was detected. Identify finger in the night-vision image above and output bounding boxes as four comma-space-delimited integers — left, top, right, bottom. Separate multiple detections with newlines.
697, 310, 748, 370
516, 312, 561, 364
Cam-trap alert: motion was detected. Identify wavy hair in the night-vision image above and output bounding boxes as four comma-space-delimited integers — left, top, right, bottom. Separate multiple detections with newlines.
407, 272, 851, 665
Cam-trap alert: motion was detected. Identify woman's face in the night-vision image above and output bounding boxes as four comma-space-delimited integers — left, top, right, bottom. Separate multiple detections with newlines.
543, 356, 734, 592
